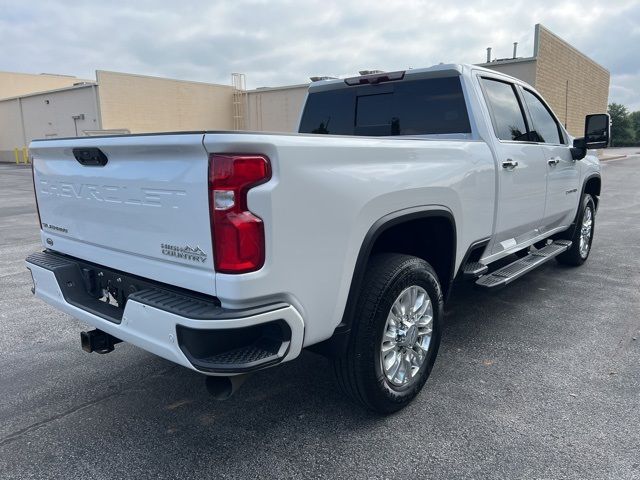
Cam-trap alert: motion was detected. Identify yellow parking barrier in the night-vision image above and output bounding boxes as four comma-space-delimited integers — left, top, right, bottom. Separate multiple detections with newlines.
12, 146, 31, 164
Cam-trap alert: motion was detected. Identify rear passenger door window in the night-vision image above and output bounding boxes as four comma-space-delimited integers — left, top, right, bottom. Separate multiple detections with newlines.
521, 89, 563, 144
479, 76, 548, 256
480, 78, 529, 141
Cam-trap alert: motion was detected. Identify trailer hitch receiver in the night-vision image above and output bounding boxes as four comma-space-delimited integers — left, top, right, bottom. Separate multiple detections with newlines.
80, 329, 122, 354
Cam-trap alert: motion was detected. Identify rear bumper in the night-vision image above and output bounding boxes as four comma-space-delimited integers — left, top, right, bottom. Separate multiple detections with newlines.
25, 251, 304, 375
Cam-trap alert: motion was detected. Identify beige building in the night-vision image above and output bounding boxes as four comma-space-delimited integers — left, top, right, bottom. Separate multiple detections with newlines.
246, 84, 308, 132
0, 84, 101, 162
0, 71, 235, 162
0, 68, 297, 162
96, 71, 234, 133
481, 24, 610, 136
0, 71, 94, 100
0, 24, 609, 162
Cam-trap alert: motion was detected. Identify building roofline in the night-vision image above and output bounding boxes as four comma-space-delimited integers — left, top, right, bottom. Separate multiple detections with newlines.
479, 24, 608, 74
534, 24, 609, 73
477, 56, 537, 68
95, 70, 234, 89
248, 83, 310, 93
0, 82, 97, 102
0, 70, 86, 79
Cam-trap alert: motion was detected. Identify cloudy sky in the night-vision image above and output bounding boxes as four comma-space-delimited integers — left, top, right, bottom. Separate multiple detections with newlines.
1, 0, 639, 110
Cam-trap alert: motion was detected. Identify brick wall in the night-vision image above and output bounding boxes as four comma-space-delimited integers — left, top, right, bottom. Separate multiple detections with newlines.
246, 85, 308, 132
534, 24, 609, 137
0, 71, 93, 100
97, 71, 235, 133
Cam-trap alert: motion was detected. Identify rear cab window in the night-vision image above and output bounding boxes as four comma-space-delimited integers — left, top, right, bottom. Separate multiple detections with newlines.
480, 78, 529, 142
299, 76, 471, 137
479, 76, 568, 145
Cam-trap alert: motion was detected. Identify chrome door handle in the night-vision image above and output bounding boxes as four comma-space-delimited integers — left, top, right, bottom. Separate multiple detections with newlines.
502, 159, 518, 169
548, 157, 560, 166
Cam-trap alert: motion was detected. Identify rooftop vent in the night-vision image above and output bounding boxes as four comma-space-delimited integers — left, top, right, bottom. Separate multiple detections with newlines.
485, 43, 520, 63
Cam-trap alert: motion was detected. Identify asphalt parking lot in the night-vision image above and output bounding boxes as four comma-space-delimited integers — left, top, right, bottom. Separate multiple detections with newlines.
1, 154, 639, 480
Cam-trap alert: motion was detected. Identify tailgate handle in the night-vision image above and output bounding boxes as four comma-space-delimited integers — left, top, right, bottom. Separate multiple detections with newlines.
73, 148, 108, 166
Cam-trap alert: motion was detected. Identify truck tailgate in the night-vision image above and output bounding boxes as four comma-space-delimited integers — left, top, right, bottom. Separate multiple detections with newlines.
29, 134, 216, 295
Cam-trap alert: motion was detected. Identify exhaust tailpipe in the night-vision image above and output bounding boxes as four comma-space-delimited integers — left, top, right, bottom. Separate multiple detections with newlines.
205, 375, 248, 400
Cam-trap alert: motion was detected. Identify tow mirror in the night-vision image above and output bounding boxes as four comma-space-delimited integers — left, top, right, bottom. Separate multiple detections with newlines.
571, 113, 610, 160
584, 114, 610, 149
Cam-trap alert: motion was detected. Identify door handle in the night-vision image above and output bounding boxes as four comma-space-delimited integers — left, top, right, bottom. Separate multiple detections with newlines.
502, 159, 518, 169
548, 157, 560, 166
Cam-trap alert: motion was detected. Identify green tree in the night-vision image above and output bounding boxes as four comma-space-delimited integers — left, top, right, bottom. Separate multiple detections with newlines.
630, 110, 640, 143
608, 103, 635, 146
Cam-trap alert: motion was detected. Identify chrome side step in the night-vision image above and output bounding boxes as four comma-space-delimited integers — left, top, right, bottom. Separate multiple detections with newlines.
463, 261, 488, 278
475, 240, 572, 288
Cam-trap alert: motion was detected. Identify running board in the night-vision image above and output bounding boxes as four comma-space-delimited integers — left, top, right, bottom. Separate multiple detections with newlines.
463, 261, 488, 278
475, 240, 572, 288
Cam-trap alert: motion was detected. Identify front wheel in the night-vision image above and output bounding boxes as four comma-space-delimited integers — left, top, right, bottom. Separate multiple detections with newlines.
556, 194, 596, 266
332, 254, 443, 414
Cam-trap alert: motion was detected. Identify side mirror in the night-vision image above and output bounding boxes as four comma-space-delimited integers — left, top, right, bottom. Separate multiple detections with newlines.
571, 113, 610, 160
584, 113, 610, 149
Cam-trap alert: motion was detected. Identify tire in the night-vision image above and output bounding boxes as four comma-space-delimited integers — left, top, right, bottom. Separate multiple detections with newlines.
556, 194, 596, 266
332, 253, 443, 414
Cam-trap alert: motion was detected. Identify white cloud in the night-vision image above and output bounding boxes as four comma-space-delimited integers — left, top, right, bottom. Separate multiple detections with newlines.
610, 73, 640, 111
0, 0, 638, 109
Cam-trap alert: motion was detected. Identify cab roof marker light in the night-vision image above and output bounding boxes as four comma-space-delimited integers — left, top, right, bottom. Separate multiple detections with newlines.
344, 70, 405, 86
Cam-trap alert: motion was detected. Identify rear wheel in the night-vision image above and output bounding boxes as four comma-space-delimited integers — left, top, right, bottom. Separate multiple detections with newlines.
332, 254, 443, 414
556, 194, 595, 266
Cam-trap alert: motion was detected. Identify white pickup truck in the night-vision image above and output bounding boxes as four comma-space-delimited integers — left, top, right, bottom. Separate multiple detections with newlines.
26, 64, 609, 413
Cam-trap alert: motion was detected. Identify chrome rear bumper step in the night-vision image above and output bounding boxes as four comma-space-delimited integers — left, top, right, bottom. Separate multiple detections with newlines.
476, 240, 572, 288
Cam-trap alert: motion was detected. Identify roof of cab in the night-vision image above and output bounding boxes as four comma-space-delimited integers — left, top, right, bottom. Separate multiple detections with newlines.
306, 63, 525, 93
307, 63, 463, 93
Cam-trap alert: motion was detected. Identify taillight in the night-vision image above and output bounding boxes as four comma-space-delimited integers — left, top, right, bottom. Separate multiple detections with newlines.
208, 154, 271, 274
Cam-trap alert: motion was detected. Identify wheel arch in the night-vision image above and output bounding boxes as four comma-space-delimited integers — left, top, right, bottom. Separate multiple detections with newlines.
554, 173, 601, 242
310, 207, 456, 357
583, 174, 601, 210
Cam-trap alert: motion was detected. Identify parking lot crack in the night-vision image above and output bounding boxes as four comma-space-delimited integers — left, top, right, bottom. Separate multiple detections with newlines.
0, 390, 121, 447
0, 364, 180, 447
